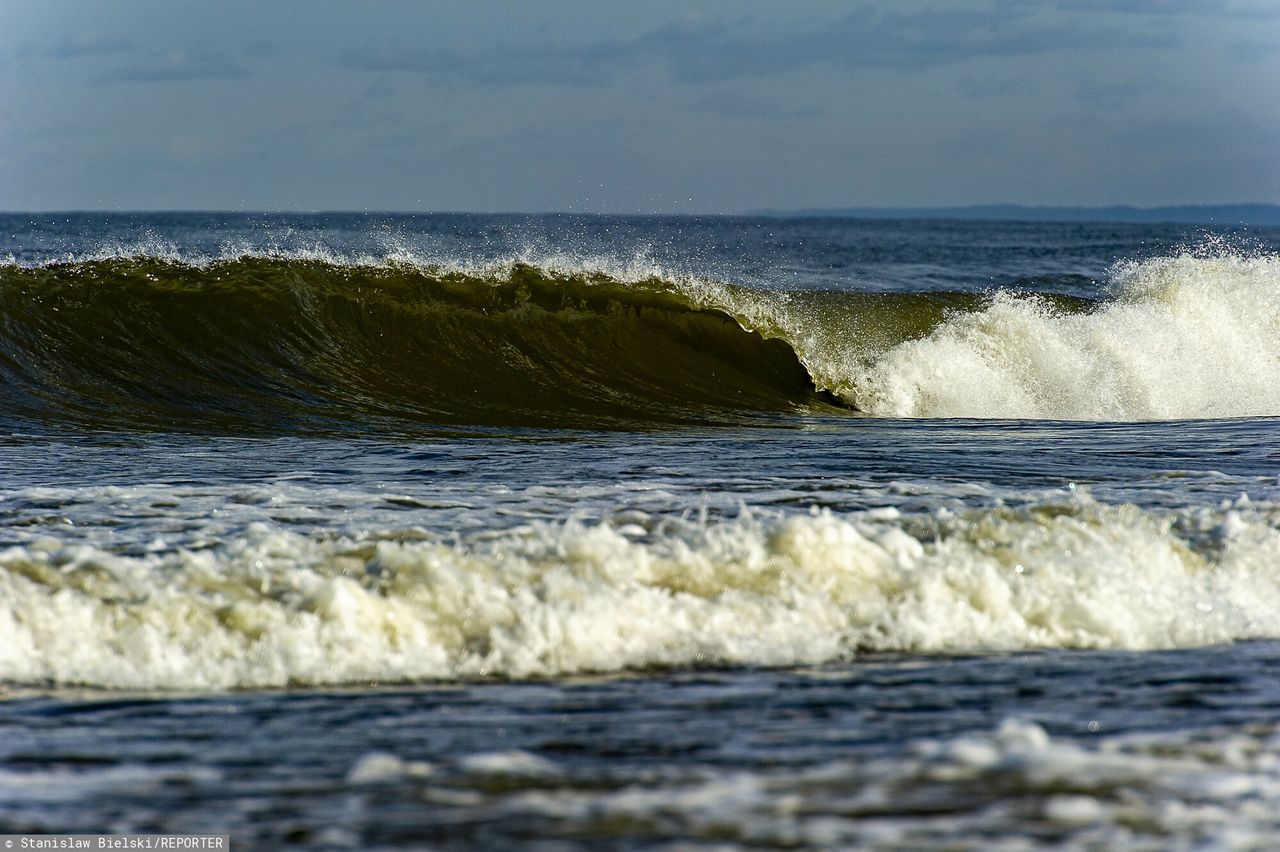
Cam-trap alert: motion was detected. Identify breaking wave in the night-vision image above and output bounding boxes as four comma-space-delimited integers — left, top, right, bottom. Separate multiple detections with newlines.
853, 252, 1280, 419
1, 248, 1277, 429
1, 497, 1278, 689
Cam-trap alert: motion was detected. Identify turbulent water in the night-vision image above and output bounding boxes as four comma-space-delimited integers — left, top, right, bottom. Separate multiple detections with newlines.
2, 212, 1280, 848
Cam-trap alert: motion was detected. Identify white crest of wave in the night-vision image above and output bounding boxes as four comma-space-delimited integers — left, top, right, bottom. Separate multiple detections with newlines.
1, 499, 1278, 690
851, 252, 1280, 419
9, 238, 740, 312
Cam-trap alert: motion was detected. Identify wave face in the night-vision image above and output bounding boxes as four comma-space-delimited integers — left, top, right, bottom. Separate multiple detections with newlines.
1, 499, 1277, 689
2, 249, 1278, 429
0, 257, 836, 431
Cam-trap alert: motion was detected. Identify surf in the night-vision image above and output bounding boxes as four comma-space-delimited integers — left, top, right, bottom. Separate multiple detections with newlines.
2, 246, 1277, 431
2, 497, 1277, 689
848, 252, 1280, 419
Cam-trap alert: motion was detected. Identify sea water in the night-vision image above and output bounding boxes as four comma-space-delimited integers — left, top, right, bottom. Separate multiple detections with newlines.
1, 213, 1279, 847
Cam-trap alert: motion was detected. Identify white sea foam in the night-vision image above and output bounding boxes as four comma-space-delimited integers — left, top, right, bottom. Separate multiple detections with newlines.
847, 253, 1280, 419
1, 498, 1277, 690
500, 719, 1280, 847
347, 752, 434, 784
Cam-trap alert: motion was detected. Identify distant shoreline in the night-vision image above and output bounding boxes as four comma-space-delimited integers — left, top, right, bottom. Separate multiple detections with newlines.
748, 204, 1280, 226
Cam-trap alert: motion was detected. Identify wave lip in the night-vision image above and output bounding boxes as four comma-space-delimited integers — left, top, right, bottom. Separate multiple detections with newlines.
0, 257, 839, 432
1, 499, 1277, 690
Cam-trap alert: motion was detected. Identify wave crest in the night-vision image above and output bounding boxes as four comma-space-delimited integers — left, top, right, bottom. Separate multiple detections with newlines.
2, 499, 1277, 689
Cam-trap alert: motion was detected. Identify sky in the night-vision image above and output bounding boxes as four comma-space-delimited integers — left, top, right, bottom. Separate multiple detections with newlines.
2, 0, 1279, 213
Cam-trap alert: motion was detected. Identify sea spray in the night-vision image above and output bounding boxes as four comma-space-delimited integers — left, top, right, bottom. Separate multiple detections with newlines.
849, 253, 1280, 419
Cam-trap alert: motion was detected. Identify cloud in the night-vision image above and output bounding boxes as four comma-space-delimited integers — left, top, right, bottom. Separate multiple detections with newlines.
1229, 38, 1280, 62
693, 91, 824, 120
1073, 75, 1178, 110
1057, 0, 1225, 14
953, 72, 1042, 99
99, 49, 250, 83
1056, 0, 1279, 17
241, 41, 276, 60
47, 34, 136, 60
360, 76, 399, 100
652, 6, 1178, 82
341, 4, 1180, 87
346, 40, 627, 85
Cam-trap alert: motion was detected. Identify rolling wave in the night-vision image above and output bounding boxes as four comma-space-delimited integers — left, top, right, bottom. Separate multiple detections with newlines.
1, 249, 1277, 430
0, 257, 843, 431
2, 499, 1277, 689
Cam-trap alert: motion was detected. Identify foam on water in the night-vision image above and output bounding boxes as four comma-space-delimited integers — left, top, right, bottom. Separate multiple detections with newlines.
492, 719, 1280, 847
849, 253, 1280, 419
1, 497, 1277, 690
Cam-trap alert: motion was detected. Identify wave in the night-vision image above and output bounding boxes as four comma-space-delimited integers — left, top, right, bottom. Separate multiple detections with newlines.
1, 498, 1277, 689
0, 257, 843, 431
1, 249, 1277, 429
852, 253, 1280, 419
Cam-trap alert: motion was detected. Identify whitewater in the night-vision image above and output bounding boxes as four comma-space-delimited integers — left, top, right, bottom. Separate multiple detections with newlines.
2, 495, 1277, 690
849, 252, 1280, 419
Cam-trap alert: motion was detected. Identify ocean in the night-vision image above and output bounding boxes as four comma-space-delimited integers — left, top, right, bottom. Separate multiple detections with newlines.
2, 212, 1279, 848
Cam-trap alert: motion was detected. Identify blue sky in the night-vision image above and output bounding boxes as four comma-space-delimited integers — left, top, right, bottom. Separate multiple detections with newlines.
3, 0, 1278, 212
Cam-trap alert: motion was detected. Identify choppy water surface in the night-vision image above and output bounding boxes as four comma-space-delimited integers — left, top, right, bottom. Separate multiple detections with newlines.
2, 213, 1279, 847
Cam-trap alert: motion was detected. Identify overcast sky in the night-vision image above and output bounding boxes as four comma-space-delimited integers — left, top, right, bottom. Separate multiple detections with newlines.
3, 0, 1279, 212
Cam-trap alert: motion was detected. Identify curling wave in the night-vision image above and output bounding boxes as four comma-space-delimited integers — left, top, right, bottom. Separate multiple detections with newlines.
0, 257, 845, 431
1, 249, 1278, 429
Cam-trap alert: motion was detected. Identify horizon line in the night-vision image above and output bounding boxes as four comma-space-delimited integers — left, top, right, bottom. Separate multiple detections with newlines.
3, 202, 1280, 225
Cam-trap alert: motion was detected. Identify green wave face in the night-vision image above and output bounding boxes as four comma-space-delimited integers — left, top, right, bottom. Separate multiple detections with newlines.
0, 258, 849, 432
